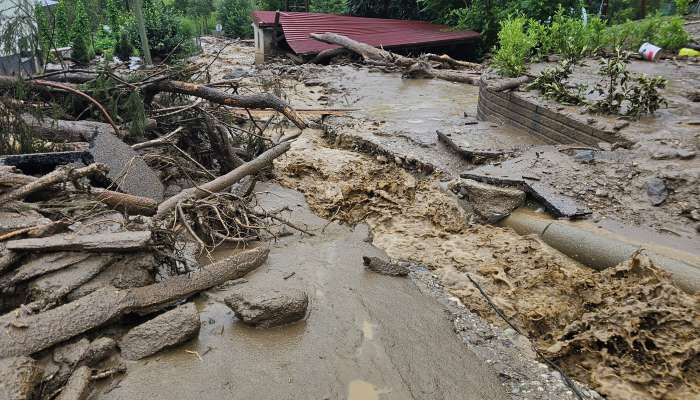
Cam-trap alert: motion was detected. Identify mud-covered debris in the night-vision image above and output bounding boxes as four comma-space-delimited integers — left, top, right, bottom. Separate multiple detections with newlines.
645, 176, 668, 206
119, 303, 200, 360
573, 149, 595, 163
449, 178, 526, 222
0, 208, 52, 234
362, 256, 409, 276
225, 287, 308, 328
56, 366, 92, 400
66, 253, 155, 301
6, 231, 152, 253
0, 356, 43, 400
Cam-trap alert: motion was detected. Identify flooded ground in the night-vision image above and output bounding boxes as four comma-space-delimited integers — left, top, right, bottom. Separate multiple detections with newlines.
98, 184, 508, 400
99, 38, 700, 400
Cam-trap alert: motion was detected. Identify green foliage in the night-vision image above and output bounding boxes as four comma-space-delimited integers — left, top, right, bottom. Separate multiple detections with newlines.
493, 17, 537, 77
675, 0, 690, 14
219, 0, 254, 38
311, 0, 348, 14
588, 49, 668, 117
94, 27, 117, 56
348, 0, 423, 19
127, 0, 194, 58
527, 60, 586, 105
70, 0, 95, 63
114, 30, 134, 60
605, 14, 690, 52
125, 91, 147, 139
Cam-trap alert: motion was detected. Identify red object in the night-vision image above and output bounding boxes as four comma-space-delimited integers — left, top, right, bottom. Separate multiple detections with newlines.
251, 11, 480, 55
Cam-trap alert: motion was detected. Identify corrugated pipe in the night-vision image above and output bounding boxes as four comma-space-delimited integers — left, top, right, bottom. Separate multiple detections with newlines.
500, 210, 700, 294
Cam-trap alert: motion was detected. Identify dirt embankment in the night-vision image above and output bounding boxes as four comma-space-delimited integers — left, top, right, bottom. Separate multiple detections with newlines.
275, 129, 700, 400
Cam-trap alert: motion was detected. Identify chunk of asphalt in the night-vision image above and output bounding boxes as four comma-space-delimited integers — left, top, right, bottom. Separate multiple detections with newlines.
89, 131, 164, 201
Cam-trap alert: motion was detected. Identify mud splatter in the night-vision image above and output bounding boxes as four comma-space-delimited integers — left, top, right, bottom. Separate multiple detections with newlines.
275, 129, 700, 400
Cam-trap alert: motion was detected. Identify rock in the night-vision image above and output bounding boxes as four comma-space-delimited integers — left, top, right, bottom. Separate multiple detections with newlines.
0, 356, 43, 400
573, 149, 595, 163
362, 256, 409, 276
645, 177, 668, 206
613, 120, 630, 131
594, 189, 608, 198
449, 179, 526, 223
56, 366, 91, 400
119, 303, 200, 360
89, 131, 164, 200
691, 209, 700, 222
225, 287, 308, 328
677, 149, 696, 160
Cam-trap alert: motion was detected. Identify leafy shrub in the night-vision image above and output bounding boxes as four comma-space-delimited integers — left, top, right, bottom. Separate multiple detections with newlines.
114, 31, 134, 60
219, 0, 253, 38
604, 14, 690, 52
492, 16, 536, 77
94, 27, 116, 56
588, 49, 667, 117
527, 60, 586, 105
675, 0, 690, 14
127, 0, 193, 58
71, 0, 94, 63
311, 0, 348, 14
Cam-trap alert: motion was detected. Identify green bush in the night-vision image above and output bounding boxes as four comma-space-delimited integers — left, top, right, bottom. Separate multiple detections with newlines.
219, 0, 253, 38
605, 14, 690, 52
114, 31, 134, 60
311, 0, 348, 14
493, 16, 536, 77
675, 0, 690, 14
127, 0, 193, 58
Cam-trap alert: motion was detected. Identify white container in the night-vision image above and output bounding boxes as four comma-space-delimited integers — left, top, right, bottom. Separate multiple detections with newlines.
639, 42, 662, 61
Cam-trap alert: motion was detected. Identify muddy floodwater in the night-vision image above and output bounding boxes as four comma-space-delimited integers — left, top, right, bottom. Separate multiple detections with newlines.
98, 184, 508, 400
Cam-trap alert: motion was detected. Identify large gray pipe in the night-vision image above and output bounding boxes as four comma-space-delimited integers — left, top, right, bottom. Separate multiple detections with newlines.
501, 210, 700, 293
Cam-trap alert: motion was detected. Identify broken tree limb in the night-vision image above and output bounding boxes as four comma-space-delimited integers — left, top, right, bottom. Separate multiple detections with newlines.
6, 231, 152, 252
425, 53, 481, 70
156, 141, 292, 218
310, 32, 414, 67
0, 163, 108, 203
153, 80, 307, 129
486, 75, 533, 92
0, 247, 269, 357
403, 61, 480, 85
310, 47, 349, 64
131, 126, 184, 150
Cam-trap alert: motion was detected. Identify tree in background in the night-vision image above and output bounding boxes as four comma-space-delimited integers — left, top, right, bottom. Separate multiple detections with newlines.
220, 0, 254, 38
71, 0, 95, 63
348, 0, 423, 19
310, 0, 348, 13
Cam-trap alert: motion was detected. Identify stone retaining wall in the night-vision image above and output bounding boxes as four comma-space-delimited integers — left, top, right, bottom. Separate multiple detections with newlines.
477, 77, 614, 146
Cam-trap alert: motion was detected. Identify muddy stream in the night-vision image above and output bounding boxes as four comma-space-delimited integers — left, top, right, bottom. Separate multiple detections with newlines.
100, 40, 700, 400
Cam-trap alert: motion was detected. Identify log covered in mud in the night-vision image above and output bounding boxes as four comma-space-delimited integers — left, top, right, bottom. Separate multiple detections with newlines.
0, 247, 269, 357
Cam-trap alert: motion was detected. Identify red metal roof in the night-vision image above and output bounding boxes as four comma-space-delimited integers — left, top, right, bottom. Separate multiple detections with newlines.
251, 11, 480, 55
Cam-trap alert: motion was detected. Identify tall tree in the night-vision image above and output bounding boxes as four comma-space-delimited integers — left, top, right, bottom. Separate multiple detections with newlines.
131, 0, 152, 65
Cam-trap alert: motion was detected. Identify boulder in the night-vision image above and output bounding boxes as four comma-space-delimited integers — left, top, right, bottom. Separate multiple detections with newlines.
0, 356, 43, 400
119, 303, 200, 360
225, 287, 308, 328
449, 179, 526, 223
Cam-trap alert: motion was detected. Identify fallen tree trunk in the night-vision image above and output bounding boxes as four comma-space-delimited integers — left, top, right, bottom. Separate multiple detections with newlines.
487, 75, 533, 92
0, 247, 269, 357
310, 32, 414, 67
0, 163, 108, 203
6, 231, 152, 252
310, 47, 349, 64
20, 114, 156, 141
403, 61, 480, 85
156, 141, 292, 218
153, 80, 307, 129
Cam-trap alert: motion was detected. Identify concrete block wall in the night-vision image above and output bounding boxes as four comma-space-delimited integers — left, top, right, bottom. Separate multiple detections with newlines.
477, 76, 615, 147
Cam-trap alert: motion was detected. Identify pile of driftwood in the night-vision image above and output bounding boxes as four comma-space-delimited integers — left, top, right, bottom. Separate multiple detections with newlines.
0, 53, 311, 399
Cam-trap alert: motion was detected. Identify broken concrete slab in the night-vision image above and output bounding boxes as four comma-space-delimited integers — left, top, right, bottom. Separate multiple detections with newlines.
436, 129, 526, 163
362, 256, 409, 276
89, 131, 164, 201
56, 366, 92, 400
0, 151, 92, 175
225, 287, 308, 328
6, 231, 152, 252
449, 178, 525, 223
0, 208, 52, 234
461, 146, 592, 218
67, 252, 155, 302
0, 356, 43, 400
119, 303, 200, 360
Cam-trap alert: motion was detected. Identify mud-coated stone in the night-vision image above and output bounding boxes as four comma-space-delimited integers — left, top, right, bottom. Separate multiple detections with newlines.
645, 176, 668, 206
449, 178, 526, 222
119, 303, 200, 360
362, 256, 409, 276
225, 287, 308, 328
0, 356, 43, 400
56, 366, 91, 400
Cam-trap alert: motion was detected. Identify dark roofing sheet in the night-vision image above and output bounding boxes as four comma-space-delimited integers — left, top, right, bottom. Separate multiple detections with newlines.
251, 11, 480, 55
